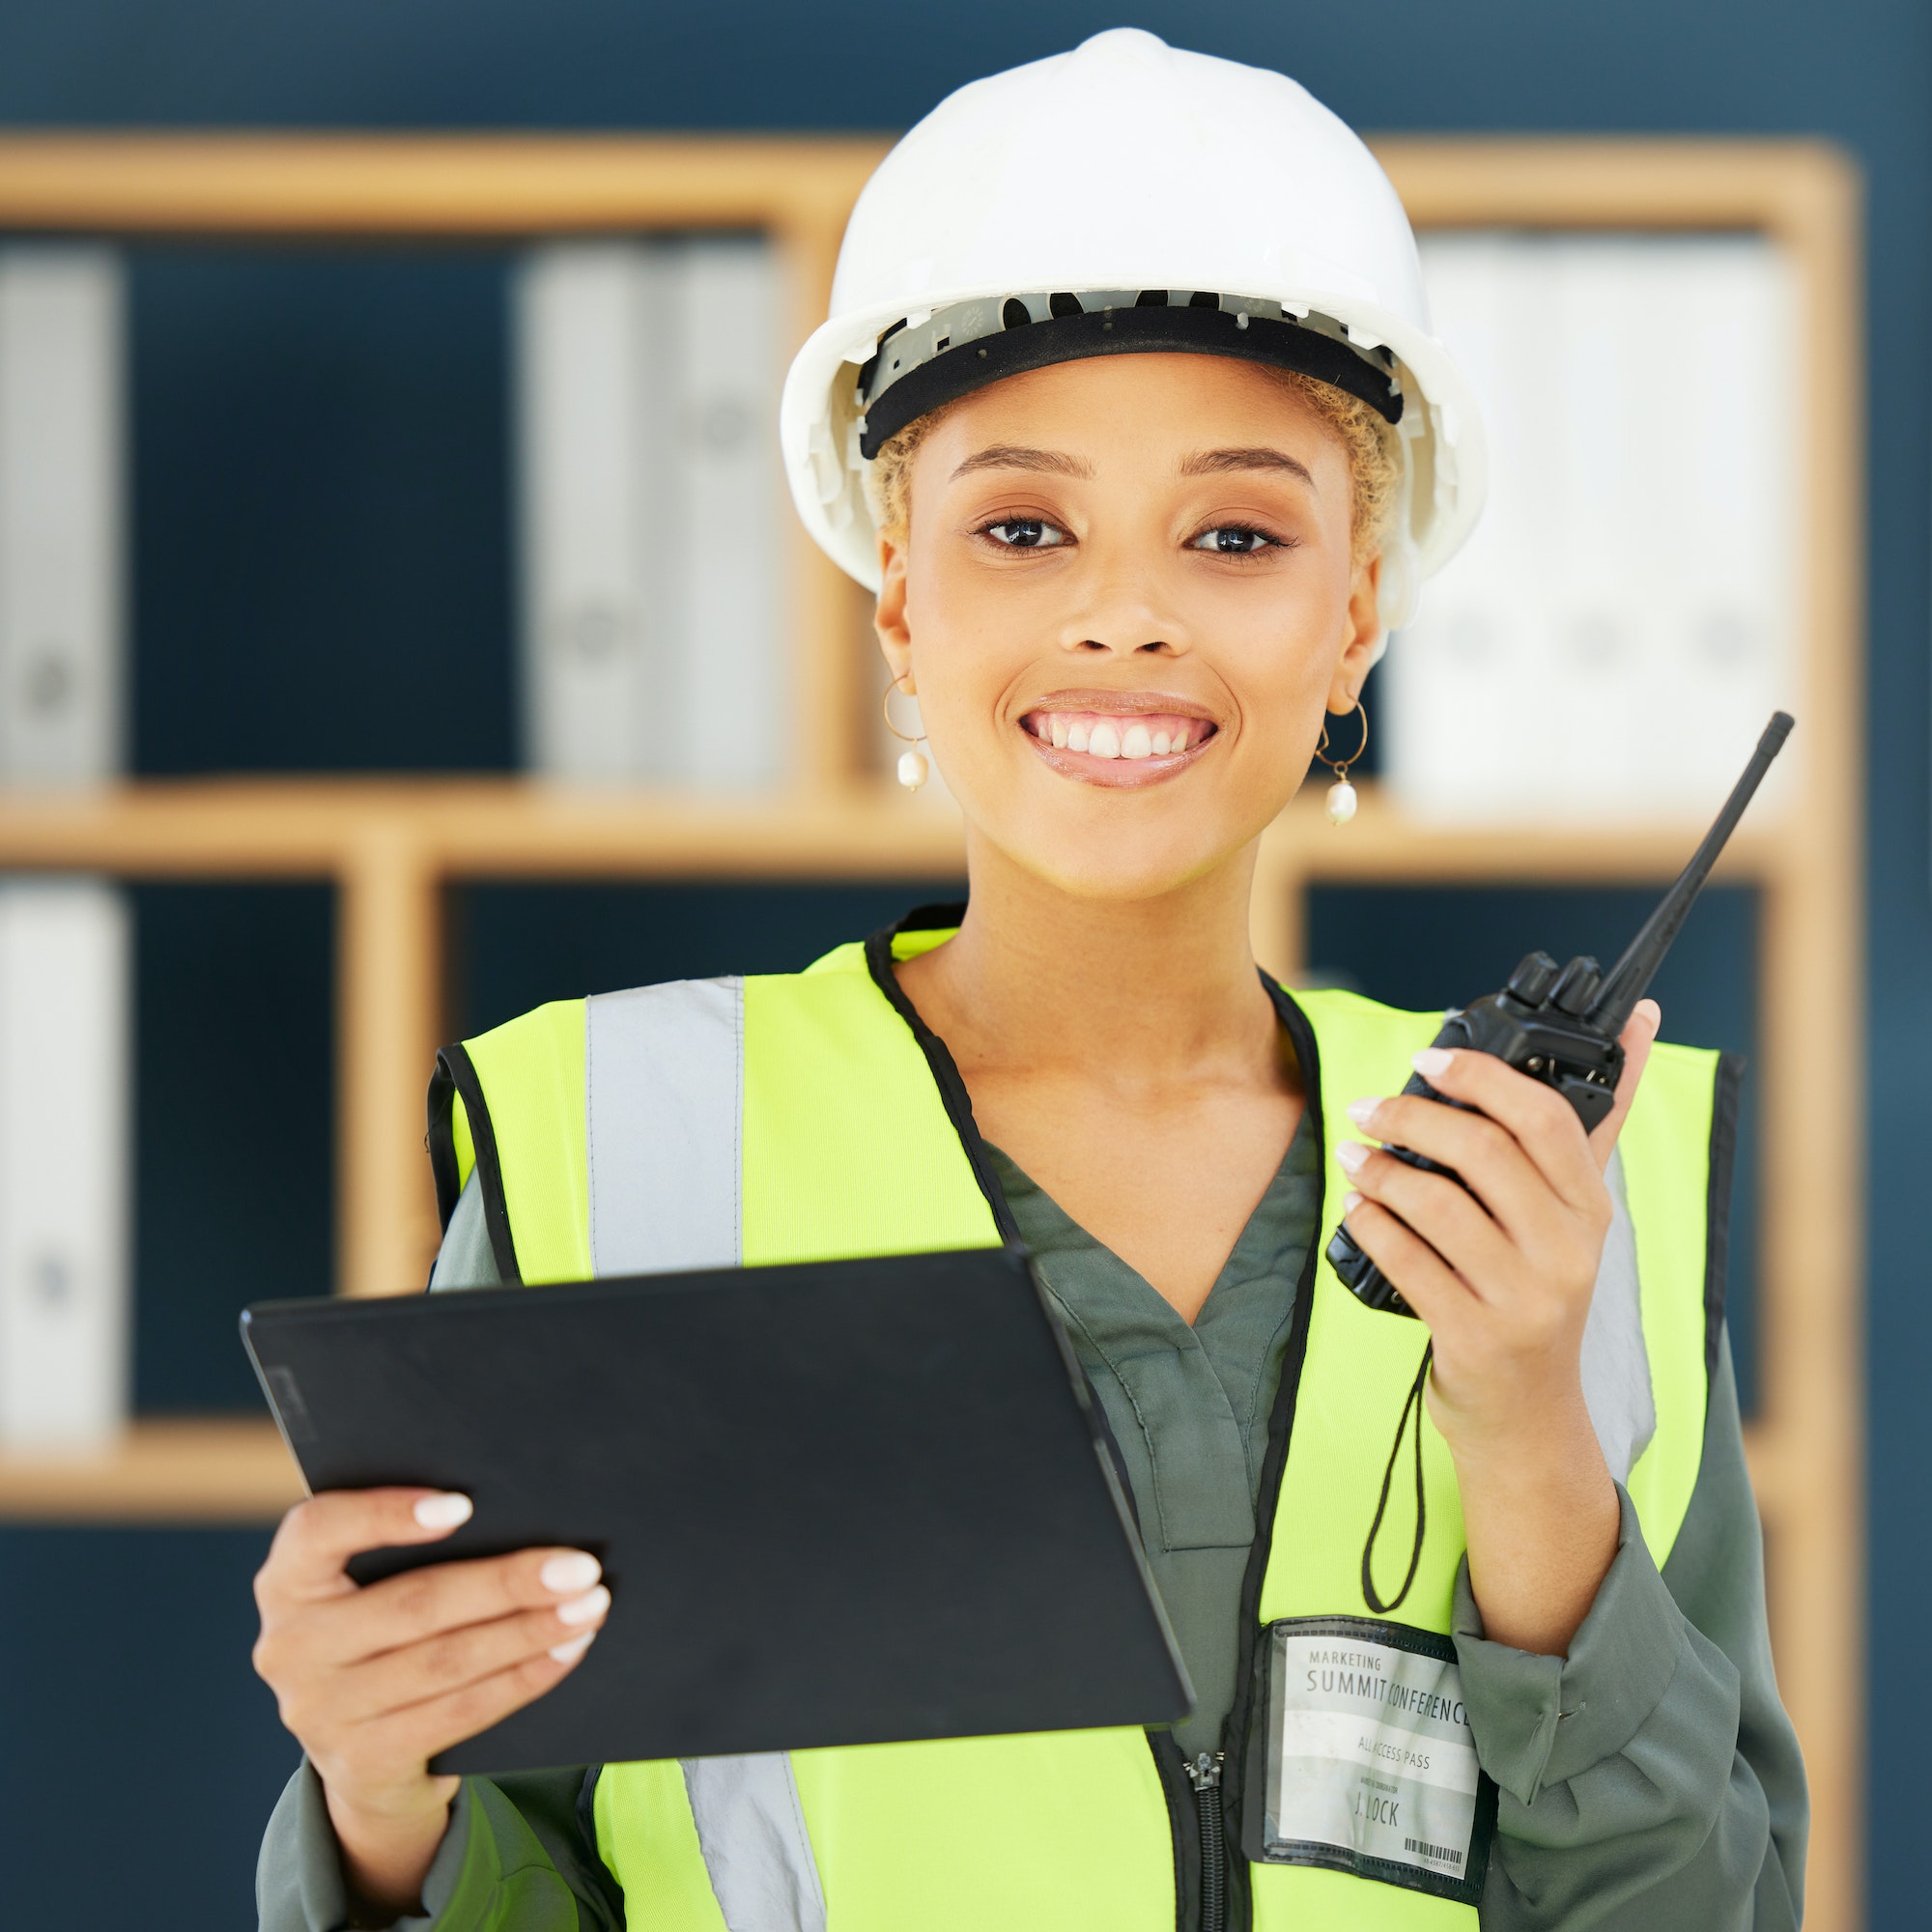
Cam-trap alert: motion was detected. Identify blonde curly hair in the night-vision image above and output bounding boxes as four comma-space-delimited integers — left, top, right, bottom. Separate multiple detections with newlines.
865, 363, 1401, 564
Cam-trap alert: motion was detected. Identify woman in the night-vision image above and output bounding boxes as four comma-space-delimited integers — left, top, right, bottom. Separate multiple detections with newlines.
254, 31, 1805, 1931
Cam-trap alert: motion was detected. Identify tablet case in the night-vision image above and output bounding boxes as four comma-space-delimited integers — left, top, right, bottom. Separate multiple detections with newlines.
242, 1246, 1192, 1774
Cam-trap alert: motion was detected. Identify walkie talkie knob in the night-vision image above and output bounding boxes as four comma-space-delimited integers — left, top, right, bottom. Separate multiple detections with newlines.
1505, 951, 1560, 1006
1548, 954, 1603, 1015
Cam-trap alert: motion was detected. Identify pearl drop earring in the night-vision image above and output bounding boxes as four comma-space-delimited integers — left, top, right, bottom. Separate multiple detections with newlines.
1316, 699, 1368, 824
882, 673, 928, 790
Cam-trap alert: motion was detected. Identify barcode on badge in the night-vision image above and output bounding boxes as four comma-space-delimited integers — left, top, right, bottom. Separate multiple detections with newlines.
1405, 1837, 1463, 1866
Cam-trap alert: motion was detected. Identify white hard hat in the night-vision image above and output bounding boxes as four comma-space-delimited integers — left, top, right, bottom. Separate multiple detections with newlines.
779, 27, 1487, 639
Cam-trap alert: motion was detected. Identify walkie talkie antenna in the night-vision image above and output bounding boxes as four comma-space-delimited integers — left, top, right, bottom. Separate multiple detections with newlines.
1585, 711, 1794, 1036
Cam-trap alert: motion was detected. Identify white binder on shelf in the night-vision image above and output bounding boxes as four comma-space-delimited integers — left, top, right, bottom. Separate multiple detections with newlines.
672, 238, 785, 791
515, 243, 677, 782
1387, 233, 1798, 824
0, 880, 130, 1447
0, 248, 126, 786
515, 237, 786, 790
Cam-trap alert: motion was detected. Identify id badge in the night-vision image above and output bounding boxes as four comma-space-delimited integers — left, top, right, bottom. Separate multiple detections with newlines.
1241, 1615, 1495, 1905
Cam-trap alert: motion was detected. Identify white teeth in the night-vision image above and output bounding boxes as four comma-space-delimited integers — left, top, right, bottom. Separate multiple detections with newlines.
1041, 713, 1203, 758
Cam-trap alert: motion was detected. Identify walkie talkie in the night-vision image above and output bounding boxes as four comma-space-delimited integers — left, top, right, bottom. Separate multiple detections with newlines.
1326, 710, 1793, 1319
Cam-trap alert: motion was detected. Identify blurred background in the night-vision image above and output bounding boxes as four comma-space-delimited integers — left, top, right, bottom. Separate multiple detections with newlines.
0, 3, 1920, 1925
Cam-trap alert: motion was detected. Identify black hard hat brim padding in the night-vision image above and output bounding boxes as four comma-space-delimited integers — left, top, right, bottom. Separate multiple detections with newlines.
857, 301, 1404, 461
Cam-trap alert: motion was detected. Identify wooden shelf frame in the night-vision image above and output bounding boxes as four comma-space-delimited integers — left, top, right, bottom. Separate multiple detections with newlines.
0, 131, 893, 798
0, 133, 1865, 1929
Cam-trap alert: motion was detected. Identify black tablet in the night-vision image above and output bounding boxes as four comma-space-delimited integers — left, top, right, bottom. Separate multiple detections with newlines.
242, 1245, 1191, 1775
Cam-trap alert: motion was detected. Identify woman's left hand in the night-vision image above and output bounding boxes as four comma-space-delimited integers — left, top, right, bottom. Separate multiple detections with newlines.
1334, 998, 1662, 1653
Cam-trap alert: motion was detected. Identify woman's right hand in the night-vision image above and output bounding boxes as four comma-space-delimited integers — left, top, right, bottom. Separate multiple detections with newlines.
252, 1488, 611, 1917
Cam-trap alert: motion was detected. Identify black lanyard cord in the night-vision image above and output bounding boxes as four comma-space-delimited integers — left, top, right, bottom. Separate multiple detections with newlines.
1361, 1341, 1434, 1616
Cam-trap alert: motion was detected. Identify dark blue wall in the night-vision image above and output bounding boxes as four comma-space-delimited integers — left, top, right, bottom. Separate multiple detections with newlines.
1, 4, 1924, 1924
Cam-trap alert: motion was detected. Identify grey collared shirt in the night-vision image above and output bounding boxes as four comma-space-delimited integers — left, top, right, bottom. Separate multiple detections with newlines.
983, 1120, 1322, 1760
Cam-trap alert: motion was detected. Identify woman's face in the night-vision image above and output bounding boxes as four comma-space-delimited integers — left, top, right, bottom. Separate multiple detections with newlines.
875, 353, 1384, 901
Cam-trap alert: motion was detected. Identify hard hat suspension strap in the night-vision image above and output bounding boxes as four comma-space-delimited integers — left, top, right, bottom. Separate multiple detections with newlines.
857, 293, 1403, 459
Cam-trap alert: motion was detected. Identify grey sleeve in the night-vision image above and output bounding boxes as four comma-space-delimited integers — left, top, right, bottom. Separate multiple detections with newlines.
255, 1770, 618, 1932
256, 1190, 622, 1931
1456, 1326, 1807, 1930
255, 1759, 618, 1932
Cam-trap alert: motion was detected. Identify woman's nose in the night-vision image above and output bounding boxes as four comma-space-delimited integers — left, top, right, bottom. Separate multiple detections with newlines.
1060, 582, 1190, 658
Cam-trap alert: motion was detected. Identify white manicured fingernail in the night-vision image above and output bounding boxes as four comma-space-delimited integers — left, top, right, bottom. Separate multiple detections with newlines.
549, 1631, 596, 1664
412, 1492, 472, 1529
1335, 1141, 1369, 1175
1343, 1191, 1363, 1213
556, 1584, 611, 1627
1412, 1047, 1454, 1078
1345, 1097, 1380, 1129
540, 1551, 602, 1594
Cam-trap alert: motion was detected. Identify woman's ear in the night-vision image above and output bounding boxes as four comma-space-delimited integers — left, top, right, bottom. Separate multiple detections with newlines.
874, 530, 913, 682
1326, 549, 1383, 713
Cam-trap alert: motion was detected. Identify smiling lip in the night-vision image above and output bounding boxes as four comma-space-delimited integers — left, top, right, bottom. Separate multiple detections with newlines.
1019, 692, 1221, 787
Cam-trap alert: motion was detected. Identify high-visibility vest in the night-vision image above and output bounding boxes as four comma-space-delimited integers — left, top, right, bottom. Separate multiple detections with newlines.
428, 917, 1735, 1932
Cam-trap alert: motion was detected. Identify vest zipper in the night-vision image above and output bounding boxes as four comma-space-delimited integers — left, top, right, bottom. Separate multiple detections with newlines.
1191, 981, 1324, 1932
1185, 1750, 1227, 1932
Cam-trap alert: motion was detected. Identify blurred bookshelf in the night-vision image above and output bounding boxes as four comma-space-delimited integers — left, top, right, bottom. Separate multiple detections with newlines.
0, 132, 1865, 1927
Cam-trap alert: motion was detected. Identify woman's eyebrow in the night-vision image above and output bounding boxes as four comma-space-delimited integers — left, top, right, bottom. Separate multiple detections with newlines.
949, 444, 1096, 481
1179, 447, 1317, 486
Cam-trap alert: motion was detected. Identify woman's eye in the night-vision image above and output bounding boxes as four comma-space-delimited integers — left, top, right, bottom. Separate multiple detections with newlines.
981, 518, 1065, 550
1190, 526, 1279, 554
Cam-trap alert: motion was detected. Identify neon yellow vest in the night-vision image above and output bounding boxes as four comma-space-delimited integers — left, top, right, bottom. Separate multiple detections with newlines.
429, 923, 1729, 1932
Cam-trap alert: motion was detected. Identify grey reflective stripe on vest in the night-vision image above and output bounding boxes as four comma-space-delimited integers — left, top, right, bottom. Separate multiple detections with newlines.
584, 977, 827, 1931
1582, 1150, 1657, 1485
682, 1753, 828, 1932
586, 978, 744, 1275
